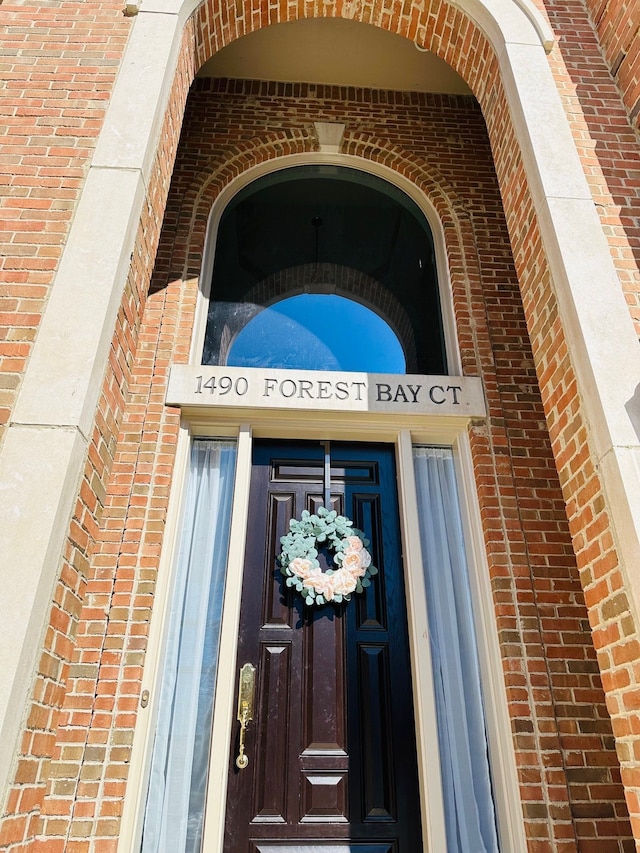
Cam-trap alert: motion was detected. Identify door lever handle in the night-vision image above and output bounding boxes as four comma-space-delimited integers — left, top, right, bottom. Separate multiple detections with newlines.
235, 663, 256, 769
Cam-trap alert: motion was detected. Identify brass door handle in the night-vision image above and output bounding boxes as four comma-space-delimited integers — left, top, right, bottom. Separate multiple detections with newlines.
235, 663, 256, 769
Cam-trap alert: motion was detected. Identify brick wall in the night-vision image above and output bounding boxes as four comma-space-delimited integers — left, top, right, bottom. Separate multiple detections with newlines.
542, 0, 640, 334
0, 17, 196, 851
4, 80, 627, 852
0, 1, 132, 842
0, 1, 133, 446
1, 0, 640, 848
584, 0, 640, 133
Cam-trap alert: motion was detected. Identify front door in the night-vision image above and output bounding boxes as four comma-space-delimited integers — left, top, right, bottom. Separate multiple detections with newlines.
223, 440, 422, 852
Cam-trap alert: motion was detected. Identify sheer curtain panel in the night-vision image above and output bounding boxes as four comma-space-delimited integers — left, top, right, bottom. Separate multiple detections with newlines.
141, 440, 237, 853
413, 446, 500, 853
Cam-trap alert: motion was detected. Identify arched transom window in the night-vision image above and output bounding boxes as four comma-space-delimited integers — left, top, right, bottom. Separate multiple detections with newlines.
202, 165, 447, 375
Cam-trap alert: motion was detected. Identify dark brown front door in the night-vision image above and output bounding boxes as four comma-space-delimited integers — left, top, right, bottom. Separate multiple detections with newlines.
223, 440, 422, 852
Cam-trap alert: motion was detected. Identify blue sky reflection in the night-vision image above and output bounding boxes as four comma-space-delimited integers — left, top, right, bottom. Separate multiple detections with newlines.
226, 294, 406, 373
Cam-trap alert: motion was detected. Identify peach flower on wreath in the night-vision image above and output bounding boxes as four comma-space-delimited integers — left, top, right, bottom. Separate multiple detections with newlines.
304, 570, 337, 601
342, 551, 367, 577
343, 537, 371, 567
289, 557, 314, 579
330, 568, 358, 597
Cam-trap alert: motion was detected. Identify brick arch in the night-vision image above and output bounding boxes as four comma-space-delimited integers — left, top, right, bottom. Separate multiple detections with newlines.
167, 133, 478, 376
184, 0, 507, 317
176, 130, 485, 381
177, 130, 472, 273
156, 128, 316, 283
190, 0, 502, 105
179, 0, 511, 383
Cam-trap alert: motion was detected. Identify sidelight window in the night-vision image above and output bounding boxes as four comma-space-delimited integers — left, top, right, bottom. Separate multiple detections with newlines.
413, 446, 500, 852
139, 440, 236, 853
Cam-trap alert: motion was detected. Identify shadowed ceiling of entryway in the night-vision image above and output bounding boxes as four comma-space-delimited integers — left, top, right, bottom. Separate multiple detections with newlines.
198, 17, 472, 93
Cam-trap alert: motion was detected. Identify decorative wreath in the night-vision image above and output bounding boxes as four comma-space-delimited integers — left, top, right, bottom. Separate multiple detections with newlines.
279, 506, 378, 606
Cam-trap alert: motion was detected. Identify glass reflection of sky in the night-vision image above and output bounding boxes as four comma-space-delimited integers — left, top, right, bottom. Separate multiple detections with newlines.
226, 294, 406, 373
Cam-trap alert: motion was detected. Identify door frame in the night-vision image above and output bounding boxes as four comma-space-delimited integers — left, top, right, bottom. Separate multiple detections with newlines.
207, 409, 524, 851
223, 437, 424, 849
199, 419, 450, 853
117, 405, 526, 852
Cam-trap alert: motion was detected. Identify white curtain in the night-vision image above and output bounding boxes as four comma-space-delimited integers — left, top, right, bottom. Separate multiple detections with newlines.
413, 446, 500, 853
141, 440, 237, 853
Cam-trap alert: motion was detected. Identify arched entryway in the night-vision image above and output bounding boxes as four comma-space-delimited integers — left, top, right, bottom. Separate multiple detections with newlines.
115, 69, 631, 851
2, 0, 640, 850
134, 158, 515, 853
110, 5, 640, 834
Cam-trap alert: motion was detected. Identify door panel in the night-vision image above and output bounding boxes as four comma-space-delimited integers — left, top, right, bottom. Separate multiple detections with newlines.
254, 642, 290, 822
302, 614, 346, 754
224, 441, 421, 851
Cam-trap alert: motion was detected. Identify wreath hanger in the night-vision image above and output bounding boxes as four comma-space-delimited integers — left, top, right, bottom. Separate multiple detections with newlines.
322, 439, 331, 511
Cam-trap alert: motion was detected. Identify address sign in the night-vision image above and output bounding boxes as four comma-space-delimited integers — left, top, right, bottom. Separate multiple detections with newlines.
166, 366, 486, 419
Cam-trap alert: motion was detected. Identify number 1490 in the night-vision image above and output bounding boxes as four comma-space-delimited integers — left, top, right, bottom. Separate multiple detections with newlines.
194, 375, 249, 396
